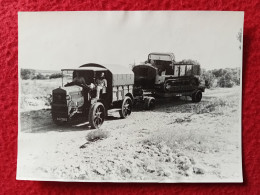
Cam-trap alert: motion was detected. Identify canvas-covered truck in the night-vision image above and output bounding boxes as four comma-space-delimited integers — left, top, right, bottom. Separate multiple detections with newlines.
133, 52, 205, 108
51, 63, 134, 129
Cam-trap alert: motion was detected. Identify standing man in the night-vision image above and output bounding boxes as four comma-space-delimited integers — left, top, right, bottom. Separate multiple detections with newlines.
95, 72, 107, 99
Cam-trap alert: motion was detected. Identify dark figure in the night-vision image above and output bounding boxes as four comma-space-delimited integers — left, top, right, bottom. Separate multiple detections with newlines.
73, 71, 86, 85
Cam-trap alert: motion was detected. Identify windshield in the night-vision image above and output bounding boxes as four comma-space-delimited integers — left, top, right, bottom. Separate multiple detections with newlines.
61, 70, 97, 86
148, 54, 172, 61
62, 70, 73, 84
62, 70, 76, 87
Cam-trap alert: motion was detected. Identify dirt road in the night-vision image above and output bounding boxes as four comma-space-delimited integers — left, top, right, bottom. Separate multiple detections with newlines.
17, 87, 242, 182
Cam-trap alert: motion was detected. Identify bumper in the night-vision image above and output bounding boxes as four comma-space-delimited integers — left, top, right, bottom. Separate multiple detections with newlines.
51, 104, 68, 121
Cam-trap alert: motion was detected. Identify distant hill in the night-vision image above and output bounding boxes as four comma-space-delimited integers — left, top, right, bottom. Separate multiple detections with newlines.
35, 69, 61, 75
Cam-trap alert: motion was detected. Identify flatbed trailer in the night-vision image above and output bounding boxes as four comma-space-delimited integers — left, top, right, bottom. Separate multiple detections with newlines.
133, 85, 205, 110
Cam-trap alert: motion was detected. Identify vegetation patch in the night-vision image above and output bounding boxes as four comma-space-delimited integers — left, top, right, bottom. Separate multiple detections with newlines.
201, 68, 240, 88
141, 139, 205, 176
21, 69, 36, 80
193, 98, 237, 114
86, 130, 110, 142
49, 73, 63, 79
174, 116, 192, 123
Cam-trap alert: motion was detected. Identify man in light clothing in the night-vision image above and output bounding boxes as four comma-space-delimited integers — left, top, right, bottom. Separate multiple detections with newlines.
95, 72, 107, 99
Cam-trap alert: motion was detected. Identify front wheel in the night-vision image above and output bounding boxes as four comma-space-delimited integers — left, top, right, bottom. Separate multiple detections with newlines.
144, 97, 155, 110
89, 102, 105, 129
119, 96, 133, 118
192, 90, 202, 103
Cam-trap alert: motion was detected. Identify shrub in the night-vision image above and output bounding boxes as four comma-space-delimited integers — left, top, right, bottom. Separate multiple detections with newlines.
86, 130, 109, 142
212, 69, 227, 78
201, 68, 240, 88
32, 73, 48, 80
193, 98, 234, 114
49, 73, 63, 79
201, 69, 215, 88
217, 72, 235, 88
21, 69, 36, 80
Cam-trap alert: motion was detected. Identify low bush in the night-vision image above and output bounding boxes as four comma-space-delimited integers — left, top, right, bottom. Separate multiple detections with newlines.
49, 73, 63, 79
217, 72, 235, 88
193, 98, 236, 114
201, 68, 240, 88
32, 73, 48, 80
201, 69, 215, 88
86, 130, 110, 142
21, 69, 36, 80
144, 128, 220, 155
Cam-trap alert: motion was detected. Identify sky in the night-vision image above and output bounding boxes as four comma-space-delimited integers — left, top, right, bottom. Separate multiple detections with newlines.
18, 11, 244, 71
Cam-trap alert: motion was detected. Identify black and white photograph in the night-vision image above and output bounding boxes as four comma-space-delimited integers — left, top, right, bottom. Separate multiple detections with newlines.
17, 11, 244, 182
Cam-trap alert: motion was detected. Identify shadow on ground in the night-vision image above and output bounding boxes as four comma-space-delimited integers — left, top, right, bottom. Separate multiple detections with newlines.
20, 95, 215, 133
133, 95, 214, 113
20, 109, 92, 133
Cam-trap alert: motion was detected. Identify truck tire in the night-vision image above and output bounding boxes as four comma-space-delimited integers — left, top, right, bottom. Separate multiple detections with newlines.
88, 102, 105, 129
144, 97, 155, 110
192, 90, 202, 103
119, 96, 132, 118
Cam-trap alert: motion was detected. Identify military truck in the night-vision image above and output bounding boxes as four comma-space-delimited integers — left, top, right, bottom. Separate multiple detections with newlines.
51, 63, 134, 129
133, 52, 205, 107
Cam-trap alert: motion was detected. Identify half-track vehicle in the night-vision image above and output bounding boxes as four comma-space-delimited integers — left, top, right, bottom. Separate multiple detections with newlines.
133, 52, 205, 107
51, 63, 134, 129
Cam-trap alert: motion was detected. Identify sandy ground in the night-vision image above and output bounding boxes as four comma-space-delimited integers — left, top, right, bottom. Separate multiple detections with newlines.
17, 82, 242, 182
